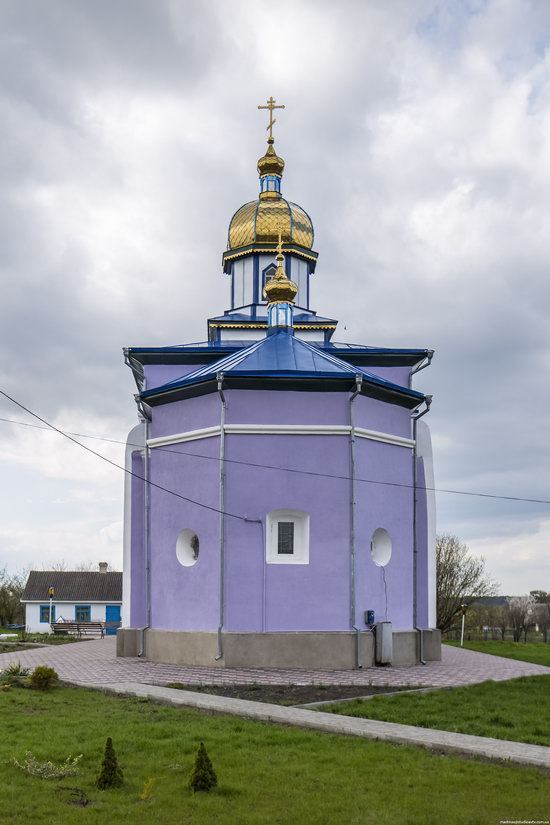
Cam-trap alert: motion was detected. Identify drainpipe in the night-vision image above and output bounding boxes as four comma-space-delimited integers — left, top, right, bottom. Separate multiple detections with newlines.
138, 410, 152, 657
412, 395, 432, 665
215, 373, 226, 661
349, 374, 363, 669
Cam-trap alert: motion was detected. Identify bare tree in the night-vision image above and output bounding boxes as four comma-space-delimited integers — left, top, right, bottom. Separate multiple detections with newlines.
436, 534, 499, 632
534, 602, 550, 643
531, 591, 550, 643
506, 595, 536, 642
0, 567, 26, 626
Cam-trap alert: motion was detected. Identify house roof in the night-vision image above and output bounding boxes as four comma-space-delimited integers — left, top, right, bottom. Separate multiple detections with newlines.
141, 330, 426, 409
22, 571, 122, 603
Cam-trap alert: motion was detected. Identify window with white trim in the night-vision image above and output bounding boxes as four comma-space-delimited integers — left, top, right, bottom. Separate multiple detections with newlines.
266, 509, 309, 564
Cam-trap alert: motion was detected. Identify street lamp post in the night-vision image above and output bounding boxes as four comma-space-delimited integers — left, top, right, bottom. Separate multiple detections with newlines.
48, 587, 55, 629
460, 603, 468, 647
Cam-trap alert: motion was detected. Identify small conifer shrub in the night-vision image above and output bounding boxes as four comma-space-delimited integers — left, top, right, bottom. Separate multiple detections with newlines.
29, 665, 58, 690
189, 742, 217, 793
96, 737, 124, 789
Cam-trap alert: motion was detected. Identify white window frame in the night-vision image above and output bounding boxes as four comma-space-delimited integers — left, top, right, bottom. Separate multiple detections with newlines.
266, 509, 309, 565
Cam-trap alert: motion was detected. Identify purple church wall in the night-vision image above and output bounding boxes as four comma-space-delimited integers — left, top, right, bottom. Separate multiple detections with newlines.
226, 390, 348, 425
144, 363, 206, 390
362, 366, 411, 387
130, 452, 146, 627
353, 394, 412, 440
355, 439, 414, 630
137, 386, 419, 634
148, 435, 221, 631
223, 432, 352, 632
151, 394, 221, 439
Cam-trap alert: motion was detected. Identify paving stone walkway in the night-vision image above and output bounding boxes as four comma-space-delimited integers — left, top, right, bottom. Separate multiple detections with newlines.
2, 639, 550, 769
1, 637, 549, 688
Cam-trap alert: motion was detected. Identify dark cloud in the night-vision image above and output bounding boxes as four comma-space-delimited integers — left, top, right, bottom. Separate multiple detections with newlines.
0, 0, 549, 590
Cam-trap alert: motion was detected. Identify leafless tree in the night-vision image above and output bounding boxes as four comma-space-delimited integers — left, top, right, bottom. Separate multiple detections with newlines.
0, 567, 26, 626
436, 534, 499, 632
534, 602, 550, 643
505, 595, 536, 642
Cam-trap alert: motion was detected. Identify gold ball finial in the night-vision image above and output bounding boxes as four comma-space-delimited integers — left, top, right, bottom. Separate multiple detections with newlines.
263, 233, 298, 304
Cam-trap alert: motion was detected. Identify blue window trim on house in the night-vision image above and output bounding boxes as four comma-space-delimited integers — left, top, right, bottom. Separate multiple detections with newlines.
40, 605, 55, 623
75, 605, 91, 622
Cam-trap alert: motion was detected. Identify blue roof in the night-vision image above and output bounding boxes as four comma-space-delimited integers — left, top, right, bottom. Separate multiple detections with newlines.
141, 331, 425, 405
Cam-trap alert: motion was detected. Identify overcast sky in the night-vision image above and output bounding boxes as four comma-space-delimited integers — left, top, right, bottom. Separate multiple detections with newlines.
1, 0, 549, 594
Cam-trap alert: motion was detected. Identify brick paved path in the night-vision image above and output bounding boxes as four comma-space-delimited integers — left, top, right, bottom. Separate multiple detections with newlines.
1, 638, 549, 687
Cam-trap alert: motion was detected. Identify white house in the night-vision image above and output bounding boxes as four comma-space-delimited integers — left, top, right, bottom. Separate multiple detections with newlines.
21, 565, 122, 635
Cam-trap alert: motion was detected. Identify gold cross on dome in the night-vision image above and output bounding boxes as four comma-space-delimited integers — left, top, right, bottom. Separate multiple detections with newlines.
258, 96, 285, 140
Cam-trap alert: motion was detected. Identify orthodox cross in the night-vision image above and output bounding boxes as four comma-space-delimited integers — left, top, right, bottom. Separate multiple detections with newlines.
258, 96, 285, 140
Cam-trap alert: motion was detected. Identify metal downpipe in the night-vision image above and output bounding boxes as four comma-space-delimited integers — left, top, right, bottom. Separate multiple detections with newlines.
349, 374, 363, 669
412, 396, 432, 665
215, 373, 226, 661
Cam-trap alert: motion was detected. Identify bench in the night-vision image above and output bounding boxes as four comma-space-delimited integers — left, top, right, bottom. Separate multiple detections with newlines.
51, 621, 105, 638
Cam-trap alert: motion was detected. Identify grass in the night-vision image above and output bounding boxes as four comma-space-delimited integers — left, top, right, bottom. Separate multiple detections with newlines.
320, 675, 550, 746
445, 639, 550, 666
0, 684, 549, 824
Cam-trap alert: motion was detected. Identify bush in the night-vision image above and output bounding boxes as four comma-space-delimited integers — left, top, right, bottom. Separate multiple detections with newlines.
0, 662, 30, 687
189, 742, 217, 793
96, 737, 123, 789
13, 751, 82, 779
29, 665, 58, 690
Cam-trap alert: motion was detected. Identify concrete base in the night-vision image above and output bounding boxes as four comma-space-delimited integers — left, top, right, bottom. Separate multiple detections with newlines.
117, 627, 441, 670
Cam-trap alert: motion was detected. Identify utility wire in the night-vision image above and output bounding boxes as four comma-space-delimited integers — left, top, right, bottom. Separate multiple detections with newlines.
1, 409, 549, 507
0, 392, 248, 521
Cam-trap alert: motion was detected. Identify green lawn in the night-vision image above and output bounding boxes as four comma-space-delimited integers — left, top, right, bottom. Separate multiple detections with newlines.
320, 676, 550, 746
445, 639, 550, 666
1, 684, 549, 824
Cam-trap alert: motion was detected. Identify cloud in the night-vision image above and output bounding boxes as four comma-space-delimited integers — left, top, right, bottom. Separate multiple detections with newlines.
1, 0, 549, 593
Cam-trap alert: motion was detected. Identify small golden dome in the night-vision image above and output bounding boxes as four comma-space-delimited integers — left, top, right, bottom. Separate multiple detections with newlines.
257, 138, 285, 177
228, 198, 314, 249
263, 237, 298, 304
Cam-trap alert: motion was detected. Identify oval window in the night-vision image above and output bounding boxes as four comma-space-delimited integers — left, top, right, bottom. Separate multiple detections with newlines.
371, 528, 392, 567
176, 529, 200, 567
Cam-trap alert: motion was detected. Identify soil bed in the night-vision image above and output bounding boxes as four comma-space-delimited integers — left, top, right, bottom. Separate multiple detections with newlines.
162, 682, 418, 705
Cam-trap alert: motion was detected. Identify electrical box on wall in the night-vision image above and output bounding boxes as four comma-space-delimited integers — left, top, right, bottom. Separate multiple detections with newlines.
375, 621, 393, 664
365, 610, 375, 626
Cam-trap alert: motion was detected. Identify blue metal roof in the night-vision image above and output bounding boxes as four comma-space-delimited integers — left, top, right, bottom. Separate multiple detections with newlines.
141, 330, 425, 404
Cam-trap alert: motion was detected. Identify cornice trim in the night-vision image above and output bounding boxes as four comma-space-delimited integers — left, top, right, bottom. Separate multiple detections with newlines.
147, 423, 414, 449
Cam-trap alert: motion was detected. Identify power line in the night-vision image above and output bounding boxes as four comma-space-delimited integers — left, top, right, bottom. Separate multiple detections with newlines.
0, 393, 249, 521
1, 411, 549, 507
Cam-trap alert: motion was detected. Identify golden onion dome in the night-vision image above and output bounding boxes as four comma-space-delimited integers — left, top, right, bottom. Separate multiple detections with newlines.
263, 236, 298, 304
228, 197, 314, 250
257, 137, 285, 177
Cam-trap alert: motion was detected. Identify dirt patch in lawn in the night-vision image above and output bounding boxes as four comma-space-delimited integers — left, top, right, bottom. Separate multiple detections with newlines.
162, 682, 418, 705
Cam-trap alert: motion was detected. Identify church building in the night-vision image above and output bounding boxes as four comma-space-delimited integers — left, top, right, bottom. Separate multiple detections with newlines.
118, 99, 440, 669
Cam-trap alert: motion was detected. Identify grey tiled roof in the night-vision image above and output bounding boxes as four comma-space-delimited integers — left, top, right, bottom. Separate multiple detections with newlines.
22, 571, 122, 602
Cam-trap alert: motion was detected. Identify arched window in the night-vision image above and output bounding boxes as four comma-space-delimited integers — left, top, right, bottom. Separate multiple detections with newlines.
262, 263, 278, 297
266, 509, 309, 564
